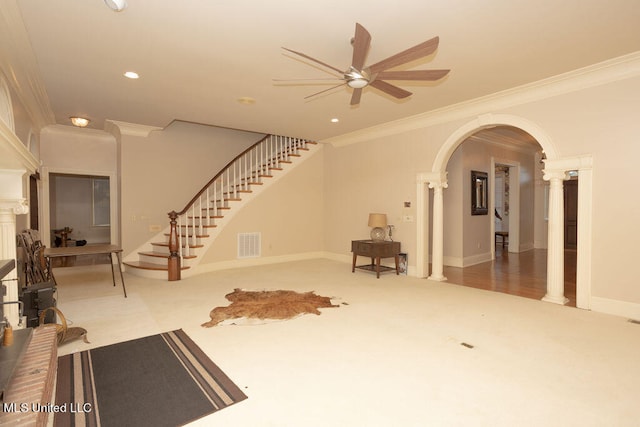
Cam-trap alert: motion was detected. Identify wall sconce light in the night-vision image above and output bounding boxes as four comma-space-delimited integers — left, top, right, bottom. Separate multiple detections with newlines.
368, 213, 387, 242
70, 117, 90, 128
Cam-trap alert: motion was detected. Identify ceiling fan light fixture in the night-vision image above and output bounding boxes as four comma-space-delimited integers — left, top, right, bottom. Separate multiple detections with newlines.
104, 0, 127, 12
345, 67, 369, 89
347, 78, 368, 89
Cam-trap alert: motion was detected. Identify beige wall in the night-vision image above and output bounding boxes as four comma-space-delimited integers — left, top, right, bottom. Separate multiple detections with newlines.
40, 125, 117, 172
323, 74, 640, 309
199, 148, 324, 265
323, 127, 449, 264
39, 125, 118, 246
510, 77, 640, 304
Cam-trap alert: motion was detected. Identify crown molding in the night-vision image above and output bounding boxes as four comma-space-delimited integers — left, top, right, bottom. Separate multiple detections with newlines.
324, 51, 640, 147
0, 0, 55, 131
0, 119, 39, 172
105, 120, 163, 137
42, 123, 117, 140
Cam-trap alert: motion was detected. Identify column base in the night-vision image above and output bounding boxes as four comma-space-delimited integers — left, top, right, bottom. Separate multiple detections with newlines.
428, 274, 447, 282
542, 294, 569, 305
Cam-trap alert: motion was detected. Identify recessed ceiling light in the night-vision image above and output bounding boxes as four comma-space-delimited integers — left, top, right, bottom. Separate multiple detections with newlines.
331, 118, 339, 123
70, 117, 90, 128
237, 97, 256, 105
124, 71, 139, 79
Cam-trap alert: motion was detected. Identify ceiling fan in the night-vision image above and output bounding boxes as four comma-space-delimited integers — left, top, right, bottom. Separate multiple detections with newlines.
281, 23, 450, 105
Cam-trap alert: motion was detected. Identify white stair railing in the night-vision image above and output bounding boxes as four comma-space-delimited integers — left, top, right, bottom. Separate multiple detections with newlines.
167, 134, 313, 280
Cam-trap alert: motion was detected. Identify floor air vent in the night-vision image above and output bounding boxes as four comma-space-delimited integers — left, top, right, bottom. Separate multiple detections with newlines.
238, 232, 261, 259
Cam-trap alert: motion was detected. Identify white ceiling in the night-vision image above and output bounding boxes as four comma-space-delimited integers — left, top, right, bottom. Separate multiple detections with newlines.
10, 0, 640, 142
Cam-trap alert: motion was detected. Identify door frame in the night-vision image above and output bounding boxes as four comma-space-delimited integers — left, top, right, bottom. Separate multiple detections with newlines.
491, 158, 521, 257
40, 166, 118, 248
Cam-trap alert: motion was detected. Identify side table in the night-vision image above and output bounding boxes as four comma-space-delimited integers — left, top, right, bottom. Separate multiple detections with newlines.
351, 240, 401, 278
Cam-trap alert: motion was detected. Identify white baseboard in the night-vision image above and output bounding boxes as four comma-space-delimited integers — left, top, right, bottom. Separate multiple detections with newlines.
444, 252, 493, 268
189, 251, 328, 276
443, 256, 462, 268
590, 296, 640, 321
520, 242, 535, 252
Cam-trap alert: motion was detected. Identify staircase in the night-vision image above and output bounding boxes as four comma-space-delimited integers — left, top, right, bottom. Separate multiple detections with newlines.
123, 135, 318, 280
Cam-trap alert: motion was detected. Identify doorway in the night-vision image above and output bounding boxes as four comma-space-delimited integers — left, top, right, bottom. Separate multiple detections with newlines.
420, 114, 593, 309
494, 164, 512, 253
29, 173, 39, 230
564, 177, 578, 250
48, 173, 111, 248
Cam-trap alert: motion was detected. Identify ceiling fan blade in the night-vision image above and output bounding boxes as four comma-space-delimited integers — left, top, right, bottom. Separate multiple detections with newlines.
304, 83, 347, 100
369, 80, 412, 99
368, 36, 440, 74
350, 88, 363, 105
282, 47, 344, 75
375, 69, 450, 81
351, 23, 371, 71
273, 78, 345, 84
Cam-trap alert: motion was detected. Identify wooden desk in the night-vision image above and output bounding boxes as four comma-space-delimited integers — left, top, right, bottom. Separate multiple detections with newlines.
351, 240, 401, 278
44, 244, 127, 297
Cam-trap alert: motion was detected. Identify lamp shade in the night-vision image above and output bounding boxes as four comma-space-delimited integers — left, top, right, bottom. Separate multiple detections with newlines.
368, 213, 387, 228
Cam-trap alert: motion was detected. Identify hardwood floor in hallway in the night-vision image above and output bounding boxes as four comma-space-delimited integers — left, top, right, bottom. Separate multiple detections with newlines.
442, 248, 577, 307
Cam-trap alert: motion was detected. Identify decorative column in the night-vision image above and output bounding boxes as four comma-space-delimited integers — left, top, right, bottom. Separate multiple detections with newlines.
415, 174, 430, 278
575, 160, 593, 309
0, 197, 29, 324
542, 169, 569, 304
428, 174, 448, 281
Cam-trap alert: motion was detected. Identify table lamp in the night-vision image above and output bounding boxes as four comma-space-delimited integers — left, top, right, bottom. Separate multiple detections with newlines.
368, 213, 387, 242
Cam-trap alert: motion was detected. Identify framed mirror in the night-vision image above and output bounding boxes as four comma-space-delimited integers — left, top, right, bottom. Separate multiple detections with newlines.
471, 170, 488, 215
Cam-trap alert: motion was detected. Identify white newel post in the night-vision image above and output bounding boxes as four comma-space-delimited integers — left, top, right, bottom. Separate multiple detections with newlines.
428, 174, 448, 282
542, 169, 569, 305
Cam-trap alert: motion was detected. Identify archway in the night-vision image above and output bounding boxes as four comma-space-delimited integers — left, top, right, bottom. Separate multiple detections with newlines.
417, 113, 593, 309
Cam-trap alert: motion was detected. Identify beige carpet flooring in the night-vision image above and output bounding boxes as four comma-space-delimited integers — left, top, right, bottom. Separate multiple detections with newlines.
51, 258, 640, 427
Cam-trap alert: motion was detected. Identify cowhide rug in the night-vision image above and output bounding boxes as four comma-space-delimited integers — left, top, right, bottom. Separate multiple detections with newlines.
201, 288, 340, 327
